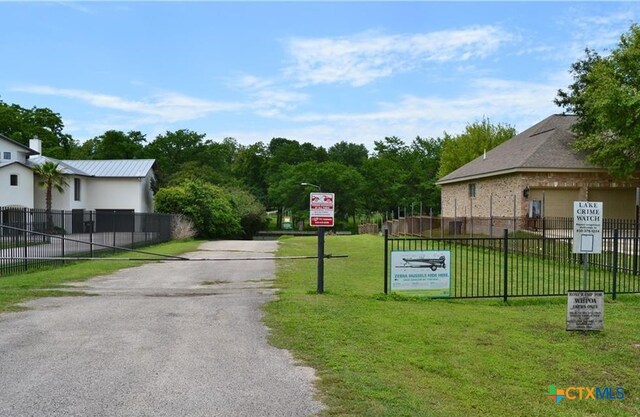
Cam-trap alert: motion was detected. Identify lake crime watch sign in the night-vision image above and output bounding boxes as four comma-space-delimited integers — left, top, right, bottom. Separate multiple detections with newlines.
309, 193, 335, 227
572, 201, 603, 254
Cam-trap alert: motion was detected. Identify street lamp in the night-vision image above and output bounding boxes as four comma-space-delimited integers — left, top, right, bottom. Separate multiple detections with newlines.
300, 182, 321, 191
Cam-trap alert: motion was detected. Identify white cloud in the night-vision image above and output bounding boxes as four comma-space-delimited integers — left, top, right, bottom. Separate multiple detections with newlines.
230, 75, 308, 116
285, 26, 514, 86
11, 85, 245, 123
215, 75, 566, 150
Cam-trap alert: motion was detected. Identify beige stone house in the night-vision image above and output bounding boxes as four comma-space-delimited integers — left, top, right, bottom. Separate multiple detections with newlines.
436, 114, 640, 229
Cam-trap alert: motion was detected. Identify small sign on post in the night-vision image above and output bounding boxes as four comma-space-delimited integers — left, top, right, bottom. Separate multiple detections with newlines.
310, 193, 335, 227
572, 201, 603, 254
566, 290, 604, 331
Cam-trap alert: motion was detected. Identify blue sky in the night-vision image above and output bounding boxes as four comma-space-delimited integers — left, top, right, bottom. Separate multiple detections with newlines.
1, 1, 638, 151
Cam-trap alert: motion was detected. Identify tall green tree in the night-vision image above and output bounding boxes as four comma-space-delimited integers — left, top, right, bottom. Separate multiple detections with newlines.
33, 162, 69, 231
327, 141, 369, 168
555, 24, 640, 178
437, 118, 515, 178
144, 129, 207, 187
0, 100, 76, 158
80, 130, 146, 159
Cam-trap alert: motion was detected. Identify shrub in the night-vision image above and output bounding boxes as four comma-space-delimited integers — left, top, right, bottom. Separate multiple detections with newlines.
155, 180, 241, 239
227, 188, 268, 239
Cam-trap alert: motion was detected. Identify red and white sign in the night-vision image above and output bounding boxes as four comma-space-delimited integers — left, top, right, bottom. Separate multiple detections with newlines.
310, 192, 335, 227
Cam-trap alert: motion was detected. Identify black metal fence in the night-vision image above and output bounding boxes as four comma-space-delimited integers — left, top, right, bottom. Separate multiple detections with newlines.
0, 207, 173, 276
384, 229, 640, 300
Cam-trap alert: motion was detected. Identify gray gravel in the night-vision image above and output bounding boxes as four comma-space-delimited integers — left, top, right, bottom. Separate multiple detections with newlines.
0, 240, 324, 417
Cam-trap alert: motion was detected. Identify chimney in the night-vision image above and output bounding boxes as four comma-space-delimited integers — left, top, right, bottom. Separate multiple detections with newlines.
29, 137, 42, 155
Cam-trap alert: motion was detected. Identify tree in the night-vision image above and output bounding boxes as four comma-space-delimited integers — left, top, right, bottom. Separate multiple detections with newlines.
0, 100, 77, 158
144, 129, 207, 187
33, 162, 69, 232
555, 24, 640, 178
437, 118, 515, 178
86, 130, 147, 159
154, 180, 241, 239
327, 141, 369, 168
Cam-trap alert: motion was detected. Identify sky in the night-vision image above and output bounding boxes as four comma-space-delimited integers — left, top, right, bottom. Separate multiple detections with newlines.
1, 1, 639, 151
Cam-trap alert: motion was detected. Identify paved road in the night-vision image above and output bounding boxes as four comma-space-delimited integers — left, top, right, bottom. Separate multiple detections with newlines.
0, 241, 323, 417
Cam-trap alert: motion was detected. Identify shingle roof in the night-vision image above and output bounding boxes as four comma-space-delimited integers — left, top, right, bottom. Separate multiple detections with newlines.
27, 156, 154, 178
436, 114, 600, 185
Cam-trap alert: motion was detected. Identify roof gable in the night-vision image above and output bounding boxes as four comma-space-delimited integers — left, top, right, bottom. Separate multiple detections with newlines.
0, 133, 39, 155
437, 114, 597, 184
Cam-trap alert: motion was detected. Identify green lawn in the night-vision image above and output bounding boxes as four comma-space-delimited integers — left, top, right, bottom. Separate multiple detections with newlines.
0, 239, 203, 312
264, 234, 640, 417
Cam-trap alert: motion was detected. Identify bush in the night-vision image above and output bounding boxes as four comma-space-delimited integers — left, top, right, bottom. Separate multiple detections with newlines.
155, 180, 241, 239
227, 188, 268, 239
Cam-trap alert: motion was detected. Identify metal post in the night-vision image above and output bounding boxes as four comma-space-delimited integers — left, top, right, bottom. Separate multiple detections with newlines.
583, 253, 588, 290
89, 211, 94, 258
384, 228, 389, 294
613, 229, 619, 300
419, 201, 423, 237
634, 188, 639, 275
513, 194, 517, 233
23, 208, 28, 272
489, 193, 493, 238
503, 228, 509, 302
317, 226, 325, 294
61, 211, 65, 264
454, 199, 457, 237
112, 210, 117, 254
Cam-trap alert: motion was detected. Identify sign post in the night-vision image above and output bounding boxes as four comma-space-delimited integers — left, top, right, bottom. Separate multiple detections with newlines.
572, 201, 603, 288
309, 192, 335, 294
569, 201, 604, 332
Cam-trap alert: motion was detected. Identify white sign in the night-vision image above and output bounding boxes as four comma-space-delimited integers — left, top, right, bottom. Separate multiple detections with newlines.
566, 291, 604, 331
310, 192, 334, 227
390, 250, 451, 297
572, 201, 603, 254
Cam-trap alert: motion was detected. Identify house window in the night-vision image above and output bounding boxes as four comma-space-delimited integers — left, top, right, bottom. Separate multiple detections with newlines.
10, 174, 18, 186
74, 178, 81, 201
469, 183, 477, 198
3, 152, 10, 160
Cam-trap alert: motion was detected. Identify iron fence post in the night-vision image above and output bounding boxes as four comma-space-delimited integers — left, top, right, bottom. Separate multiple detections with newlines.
503, 228, 508, 302
23, 207, 27, 272
384, 228, 389, 294
61, 211, 65, 265
89, 211, 94, 258
613, 229, 619, 300
634, 203, 639, 275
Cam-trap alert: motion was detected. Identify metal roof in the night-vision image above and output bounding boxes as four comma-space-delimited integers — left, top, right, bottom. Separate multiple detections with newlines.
26, 156, 154, 178
61, 159, 155, 178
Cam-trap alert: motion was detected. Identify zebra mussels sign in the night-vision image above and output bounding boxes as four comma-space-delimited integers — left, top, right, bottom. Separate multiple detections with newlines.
390, 250, 451, 297
566, 291, 604, 331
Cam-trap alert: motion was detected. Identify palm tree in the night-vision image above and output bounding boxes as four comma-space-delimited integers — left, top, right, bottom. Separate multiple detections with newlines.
33, 161, 68, 232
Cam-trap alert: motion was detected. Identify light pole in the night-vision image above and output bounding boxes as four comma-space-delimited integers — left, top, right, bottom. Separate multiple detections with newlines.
301, 182, 325, 293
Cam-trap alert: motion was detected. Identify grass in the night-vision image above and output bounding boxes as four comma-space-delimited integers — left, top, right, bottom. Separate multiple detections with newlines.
0, 239, 204, 312
264, 234, 640, 416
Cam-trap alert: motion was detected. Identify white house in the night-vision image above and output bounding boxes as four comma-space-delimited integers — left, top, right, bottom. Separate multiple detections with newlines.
0, 134, 156, 213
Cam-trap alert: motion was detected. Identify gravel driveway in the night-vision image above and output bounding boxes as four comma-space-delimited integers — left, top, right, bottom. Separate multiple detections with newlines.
0, 240, 323, 417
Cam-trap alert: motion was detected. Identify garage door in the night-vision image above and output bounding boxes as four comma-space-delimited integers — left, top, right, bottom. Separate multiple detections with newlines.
528, 188, 580, 217
589, 189, 635, 219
